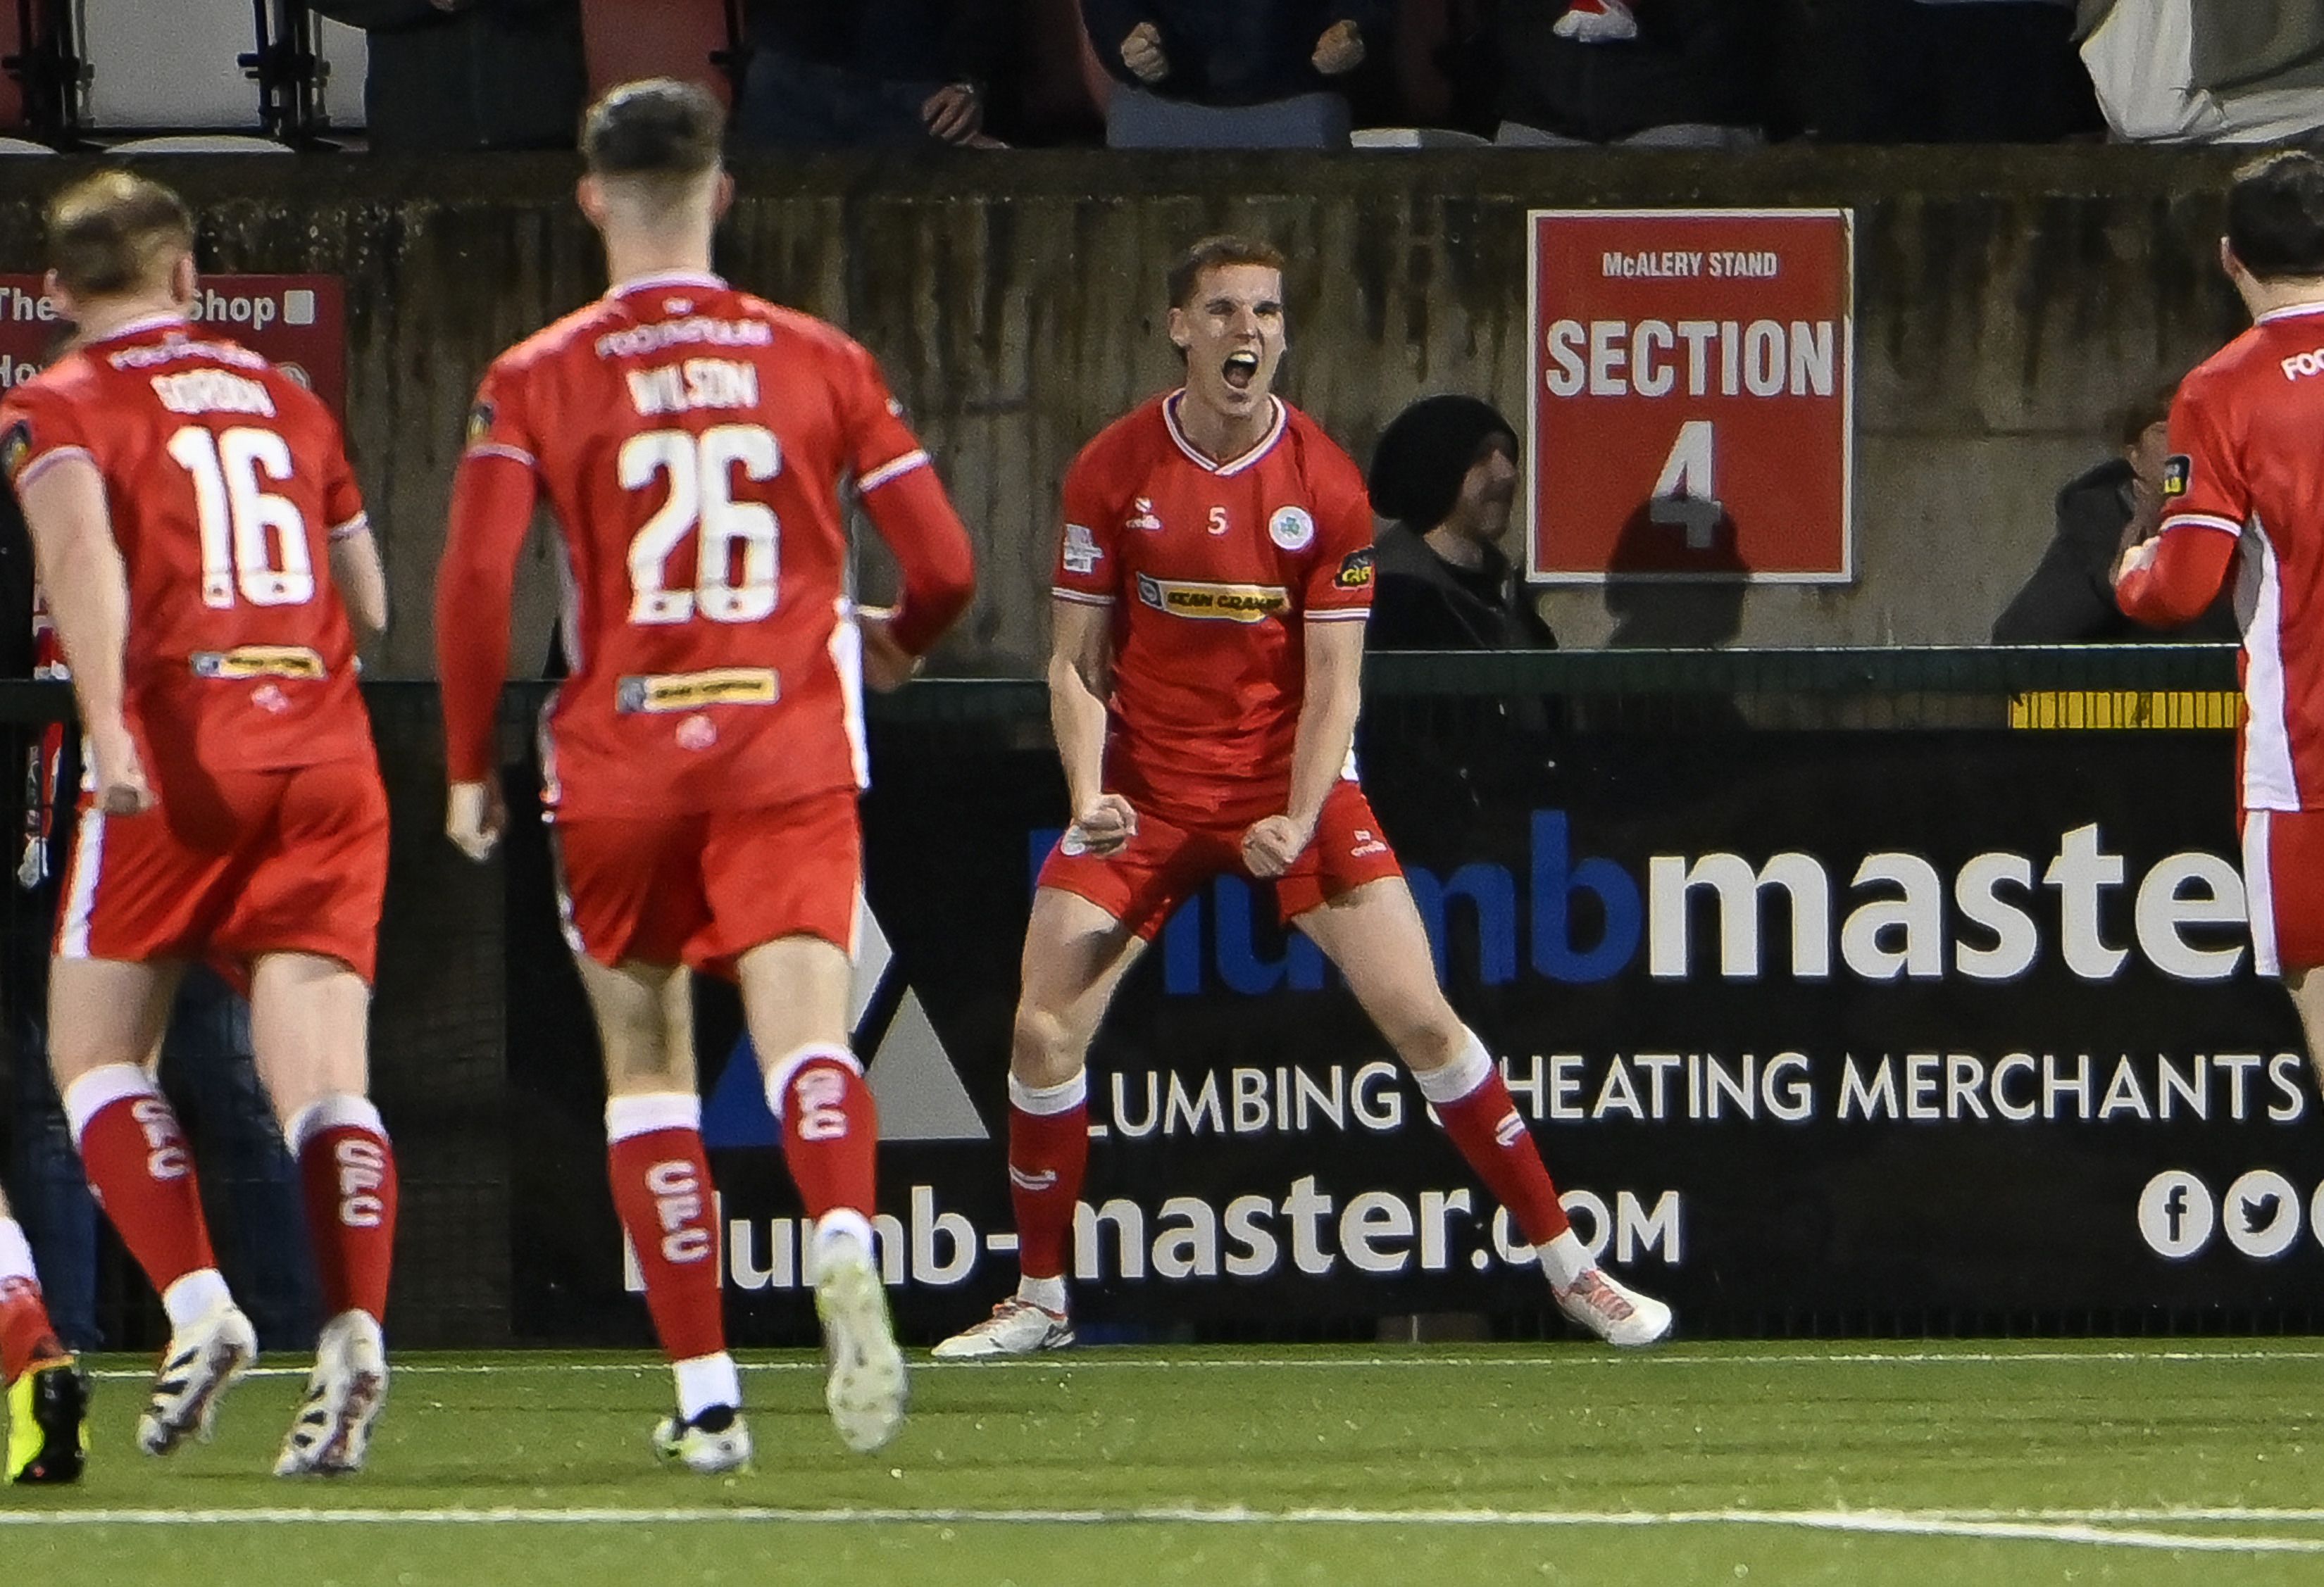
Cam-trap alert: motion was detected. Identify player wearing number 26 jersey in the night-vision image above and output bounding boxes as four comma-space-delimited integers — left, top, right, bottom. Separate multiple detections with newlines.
436, 80, 972, 1467
439, 270, 974, 960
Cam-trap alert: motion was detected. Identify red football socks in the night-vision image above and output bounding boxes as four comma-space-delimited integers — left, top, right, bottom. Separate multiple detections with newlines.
772, 1048, 879, 1223
65, 1066, 218, 1296
605, 1094, 727, 1364
292, 1096, 400, 1325
1422, 1034, 1573, 1248
1007, 1073, 1089, 1282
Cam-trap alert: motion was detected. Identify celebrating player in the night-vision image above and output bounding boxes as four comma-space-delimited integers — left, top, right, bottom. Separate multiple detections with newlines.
2116, 150, 2324, 1076
935, 237, 1673, 1359
0, 172, 399, 1475
1, 1183, 85, 1483
436, 80, 976, 1467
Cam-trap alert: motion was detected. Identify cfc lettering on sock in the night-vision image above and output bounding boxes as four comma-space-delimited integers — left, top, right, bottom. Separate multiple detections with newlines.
131, 1097, 191, 1180
649, 1160, 710, 1263
791, 1065, 851, 1143
334, 1137, 389, 1229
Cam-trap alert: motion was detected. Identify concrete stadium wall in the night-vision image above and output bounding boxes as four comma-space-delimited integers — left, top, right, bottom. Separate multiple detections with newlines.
0, 148, 2254, 675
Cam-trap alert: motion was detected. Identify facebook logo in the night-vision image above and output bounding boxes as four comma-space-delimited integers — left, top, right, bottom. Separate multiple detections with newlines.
2138, 1170, 2217, 1259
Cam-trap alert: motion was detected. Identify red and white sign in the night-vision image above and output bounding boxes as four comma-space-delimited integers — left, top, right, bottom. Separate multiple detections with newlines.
0, 273, 346, 420
1526, 210, 1854, 584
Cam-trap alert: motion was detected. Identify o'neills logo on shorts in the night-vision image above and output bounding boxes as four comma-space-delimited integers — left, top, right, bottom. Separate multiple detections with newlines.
191, 646, 326, 681
616, 667, 780, 714
1135, 574, 1290, 624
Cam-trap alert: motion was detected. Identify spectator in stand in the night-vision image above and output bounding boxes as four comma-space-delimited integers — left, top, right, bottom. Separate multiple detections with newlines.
311, 1, 585, 153
737, 0, 1008, 150
2080, 0, 2324, 146
1852, 0, 2100, 142
1992, 382, 2239, 643
1365, 395, 1555, 652
1084, 1, 1389, 148
1487, 0, 1768, 148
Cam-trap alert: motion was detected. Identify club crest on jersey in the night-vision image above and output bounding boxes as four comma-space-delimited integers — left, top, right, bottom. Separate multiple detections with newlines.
1127, 497, 1163, 533
1269, 506, 1316, 551
2161, 454, 2191, 498
0, 420, 27, 483
1063, 523, 1104, 575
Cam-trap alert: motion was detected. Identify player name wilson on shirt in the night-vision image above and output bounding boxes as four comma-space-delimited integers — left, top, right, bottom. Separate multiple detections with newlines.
624, 358, 760, 416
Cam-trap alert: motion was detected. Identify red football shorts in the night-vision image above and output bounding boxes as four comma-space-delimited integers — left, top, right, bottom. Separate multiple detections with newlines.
553, 789, 862, 974
55, 756, 388, 983
1037, 780, 1403, 941
2243, 807, 2324, 976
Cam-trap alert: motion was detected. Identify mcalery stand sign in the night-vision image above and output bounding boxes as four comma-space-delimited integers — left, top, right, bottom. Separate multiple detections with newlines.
0, 275, 346, 418
1528, 210, 1854, 584
504, 715, 2324, 1346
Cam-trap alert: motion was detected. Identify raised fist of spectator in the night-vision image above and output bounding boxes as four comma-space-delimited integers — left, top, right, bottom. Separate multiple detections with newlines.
1312, 20, 1366, 77
921, 82, 985, 143
1121, 22, 1170, 84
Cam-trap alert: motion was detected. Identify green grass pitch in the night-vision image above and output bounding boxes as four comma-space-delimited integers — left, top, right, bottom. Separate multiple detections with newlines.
7, 1341, 2324, 1586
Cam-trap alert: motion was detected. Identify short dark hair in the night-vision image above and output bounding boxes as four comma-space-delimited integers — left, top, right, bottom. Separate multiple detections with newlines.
1167, 234, 1286, 310
46, 170, 194, 299
580, 78, 724, 182
2228, 150, 2324, 280
2117, 380, 2178, 448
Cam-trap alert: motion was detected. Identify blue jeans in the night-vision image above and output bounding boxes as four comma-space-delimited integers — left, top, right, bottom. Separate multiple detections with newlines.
737, 47, 947, 150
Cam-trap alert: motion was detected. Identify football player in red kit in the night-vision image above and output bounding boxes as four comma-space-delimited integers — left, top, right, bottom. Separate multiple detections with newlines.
935, 236, 1672, 1357
2117, 150, 2324, 1081
1, 1181, 84, 1483
0, 172, 399, 1475
436, 81, 975, 1465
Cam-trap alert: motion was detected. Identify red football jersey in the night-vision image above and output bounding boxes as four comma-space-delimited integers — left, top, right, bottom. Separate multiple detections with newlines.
458, 273, 944, 819
1051, 391, 1377, 828
2163, 301, 2324, 810
0, 315, 372, 774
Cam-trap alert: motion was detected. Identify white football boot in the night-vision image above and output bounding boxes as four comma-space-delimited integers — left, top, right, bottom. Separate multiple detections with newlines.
1553, 1267, 1674, 1348
653, 1405, 754, 1474
275, 1310, 388, 1476
813, 1229, 908, 1453
139, 1301, 258, 1455
930, 1296, 1076, 1360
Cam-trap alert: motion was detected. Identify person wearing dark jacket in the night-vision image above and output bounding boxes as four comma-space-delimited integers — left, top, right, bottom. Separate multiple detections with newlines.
1365, 395, 1556, 652
1992, 388, 2240, 644
1084, 0, 1388, 106
311, 0, 584, 153
739, 0, 1007, 148
1487, 0, 1765, 146
1361, 394, 1559, 848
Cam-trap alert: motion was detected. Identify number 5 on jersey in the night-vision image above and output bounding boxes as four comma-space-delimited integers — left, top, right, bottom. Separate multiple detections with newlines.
623, 424, 782, 625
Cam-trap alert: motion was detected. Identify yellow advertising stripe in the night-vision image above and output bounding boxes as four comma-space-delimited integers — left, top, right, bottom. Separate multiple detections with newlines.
2008, 690, 2241, 730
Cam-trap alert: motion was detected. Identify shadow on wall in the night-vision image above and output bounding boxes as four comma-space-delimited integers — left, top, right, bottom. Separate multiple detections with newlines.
1601, 495, 1751, 648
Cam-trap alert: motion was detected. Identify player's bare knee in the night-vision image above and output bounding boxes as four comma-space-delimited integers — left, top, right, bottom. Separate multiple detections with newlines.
1010, 1003, 1087, 1089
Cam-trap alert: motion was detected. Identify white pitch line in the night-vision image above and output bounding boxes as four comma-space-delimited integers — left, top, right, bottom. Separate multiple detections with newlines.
4, 1505, 2323, 1552
80, 1346, 2324, 1384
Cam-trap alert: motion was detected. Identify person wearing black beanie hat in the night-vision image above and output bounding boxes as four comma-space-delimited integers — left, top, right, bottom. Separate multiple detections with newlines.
1365, 394, 1557, 651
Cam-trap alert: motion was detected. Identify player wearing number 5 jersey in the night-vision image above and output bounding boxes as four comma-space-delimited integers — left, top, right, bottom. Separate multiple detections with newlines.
0, 172, 399, 1476
936, 236, 1672, 1361
436, 80, 975, 1467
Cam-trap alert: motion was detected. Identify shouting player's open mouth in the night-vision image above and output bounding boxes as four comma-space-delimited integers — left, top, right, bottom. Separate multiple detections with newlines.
1223, 351, 1261, 392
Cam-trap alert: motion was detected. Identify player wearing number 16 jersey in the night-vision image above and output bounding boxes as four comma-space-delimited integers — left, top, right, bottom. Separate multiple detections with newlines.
0, 172, 399, 1476
436, 80, 976, 1467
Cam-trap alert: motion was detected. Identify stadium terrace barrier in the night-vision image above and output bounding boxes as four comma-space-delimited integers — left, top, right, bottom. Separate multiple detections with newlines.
14, 646, 2324, 1351
0, 146, 2259, 677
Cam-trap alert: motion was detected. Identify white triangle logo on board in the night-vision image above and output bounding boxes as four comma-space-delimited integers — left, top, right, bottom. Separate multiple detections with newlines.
853, 895, 990, 1143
